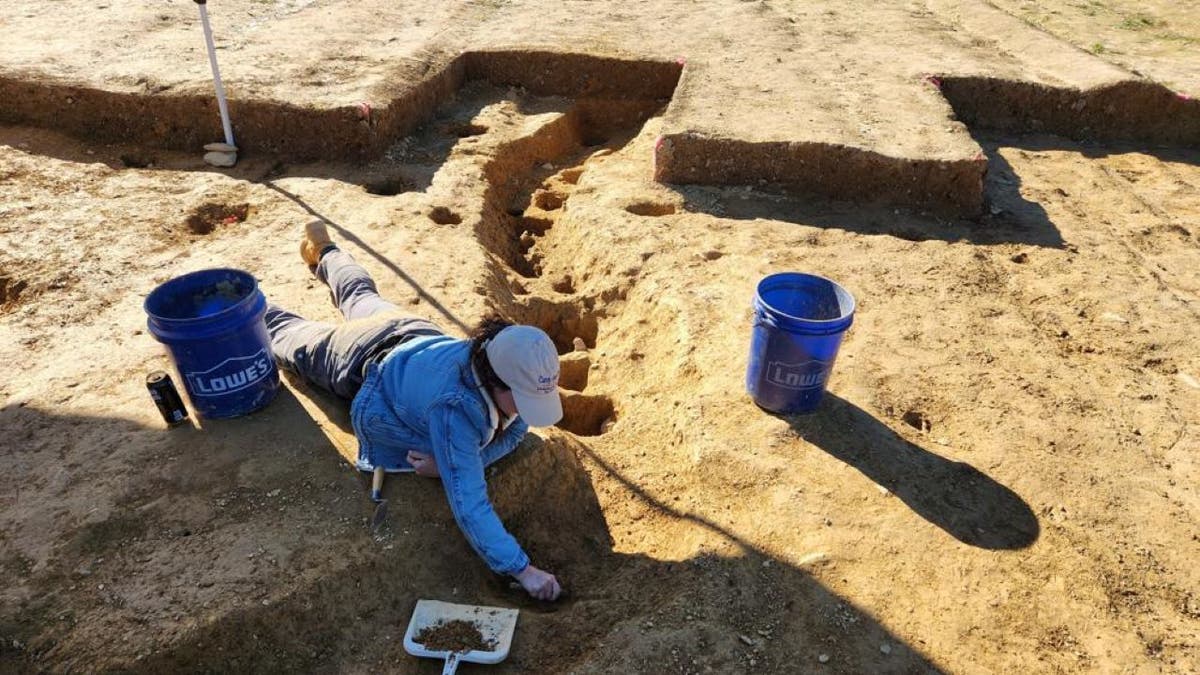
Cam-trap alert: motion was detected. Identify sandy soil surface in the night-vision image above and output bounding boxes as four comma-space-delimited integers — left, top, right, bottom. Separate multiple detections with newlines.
989, 0, 1200, 95
2, 1, 1198, 673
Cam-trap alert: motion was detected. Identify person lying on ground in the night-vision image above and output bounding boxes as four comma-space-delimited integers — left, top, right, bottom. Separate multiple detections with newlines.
263, 220, 564, 601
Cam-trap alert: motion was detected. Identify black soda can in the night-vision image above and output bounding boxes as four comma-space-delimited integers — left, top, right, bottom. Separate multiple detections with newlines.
146, 371, 189, 426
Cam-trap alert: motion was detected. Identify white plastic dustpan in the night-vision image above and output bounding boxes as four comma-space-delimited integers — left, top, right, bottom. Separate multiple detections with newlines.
403, 599, 519, 674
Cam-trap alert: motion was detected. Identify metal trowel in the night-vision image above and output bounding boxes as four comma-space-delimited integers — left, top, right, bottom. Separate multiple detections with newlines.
369, 466, 387, 533
403, 600, 519, 674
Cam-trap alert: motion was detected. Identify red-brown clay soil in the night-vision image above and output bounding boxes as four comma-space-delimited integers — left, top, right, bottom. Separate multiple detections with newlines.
2, 2, 1198, 673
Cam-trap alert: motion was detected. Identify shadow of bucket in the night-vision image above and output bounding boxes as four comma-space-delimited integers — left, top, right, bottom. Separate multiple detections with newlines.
144, 268, 279, 419
746, 272, 855, 414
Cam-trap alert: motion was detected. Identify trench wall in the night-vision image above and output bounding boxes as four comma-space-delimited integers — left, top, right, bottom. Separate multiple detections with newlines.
3, 51, 1198, 217
0, 51, 682, 163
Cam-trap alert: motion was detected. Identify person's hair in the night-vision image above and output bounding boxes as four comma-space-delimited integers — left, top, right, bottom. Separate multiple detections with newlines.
469, 315, 513, 392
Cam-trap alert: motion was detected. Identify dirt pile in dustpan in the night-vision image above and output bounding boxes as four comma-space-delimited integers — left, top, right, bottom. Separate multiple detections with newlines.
414, 620, 496, 653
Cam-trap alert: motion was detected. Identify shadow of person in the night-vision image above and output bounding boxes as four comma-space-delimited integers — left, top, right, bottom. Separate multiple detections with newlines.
776, 393, 1039, 550
122, 431, 946, 674
0, 388, 372, 669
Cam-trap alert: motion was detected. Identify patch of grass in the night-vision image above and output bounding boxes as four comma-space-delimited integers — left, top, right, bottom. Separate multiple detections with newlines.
1090, 42, 1107, 54
1117, 13, 1163, 31
1070, 0, 1107, 17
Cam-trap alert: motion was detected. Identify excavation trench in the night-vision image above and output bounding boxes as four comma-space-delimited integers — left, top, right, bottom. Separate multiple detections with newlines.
4, 48, 1199, 219
456, 86, 668, 443
0, 50, 682, 164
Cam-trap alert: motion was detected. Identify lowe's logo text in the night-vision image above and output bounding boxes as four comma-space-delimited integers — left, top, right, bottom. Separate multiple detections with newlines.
766, 360, 830, 390
186, 351, 274, 396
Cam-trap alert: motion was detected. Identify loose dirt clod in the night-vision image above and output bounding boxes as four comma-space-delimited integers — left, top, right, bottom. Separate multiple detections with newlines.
429, 206, 463, 225
414, 619, 495, 653
184, 202, 249, 235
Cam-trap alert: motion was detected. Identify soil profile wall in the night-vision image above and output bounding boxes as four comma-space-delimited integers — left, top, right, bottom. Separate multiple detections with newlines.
654, 134, 989, 215
0, 51, 681, 163
939, 77, 1200, 146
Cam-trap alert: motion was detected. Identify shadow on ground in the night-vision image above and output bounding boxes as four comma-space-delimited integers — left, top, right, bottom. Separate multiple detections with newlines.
1, 395, 945, 673
672, 151, 1065, 249
674, 134, 1196, 250
778, 393, 1039, 550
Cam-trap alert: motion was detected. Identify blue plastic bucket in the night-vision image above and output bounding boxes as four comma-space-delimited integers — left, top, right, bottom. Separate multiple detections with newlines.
746, 272, 856, 414
144, 268, 279, 419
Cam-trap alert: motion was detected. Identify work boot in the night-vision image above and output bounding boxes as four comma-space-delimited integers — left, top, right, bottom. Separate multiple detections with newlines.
300, 220, 335, 268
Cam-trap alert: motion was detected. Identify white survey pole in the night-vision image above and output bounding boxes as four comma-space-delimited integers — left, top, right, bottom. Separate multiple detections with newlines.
195, 0, 235, 147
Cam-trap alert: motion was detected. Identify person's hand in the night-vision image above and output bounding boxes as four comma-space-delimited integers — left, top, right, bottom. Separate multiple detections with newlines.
514, 564, 562, 601
406, 451, 439, 478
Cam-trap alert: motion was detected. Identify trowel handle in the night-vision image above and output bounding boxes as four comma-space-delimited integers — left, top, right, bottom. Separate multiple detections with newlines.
370, 466, 385, 502
441, 652, 460, 675
194, 0, 206, 4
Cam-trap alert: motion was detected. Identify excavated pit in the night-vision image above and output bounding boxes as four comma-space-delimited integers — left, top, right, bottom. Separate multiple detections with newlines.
558, 392, 617, 437
427, 206, 463, 225
0, 275, 29, 314
454, 86, 659, 445
361, 173, 413, 196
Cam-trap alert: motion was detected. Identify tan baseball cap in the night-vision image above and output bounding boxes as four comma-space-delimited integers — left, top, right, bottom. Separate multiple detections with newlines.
486, 325, 563, 427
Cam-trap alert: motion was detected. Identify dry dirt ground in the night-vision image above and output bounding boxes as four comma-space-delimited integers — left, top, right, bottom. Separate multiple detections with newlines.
2, 1, 1198, 673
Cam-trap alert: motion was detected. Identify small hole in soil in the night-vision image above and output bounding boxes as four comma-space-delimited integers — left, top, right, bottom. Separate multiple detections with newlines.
545, 314, 598, 354
701, 250, 724, 261
902, 410, 932, 433
518, 233, 537, 256
363, 174, 413, 196
552, 275, 575, 294
560, 168, 584, 185
890, 228, 925, 242
119, 154, 154, 169
185, 202, 249, 235
1, 275, 29, 308
557, 394, 615, 436
509, 255, 539, 279
534, 191, 565, 211
527, 254, 544, 277
445, 122, 489, 138
508, 301, 600, 352
429, 207, 463, 225
521, 216, 553, 236
626, 201, 676, 217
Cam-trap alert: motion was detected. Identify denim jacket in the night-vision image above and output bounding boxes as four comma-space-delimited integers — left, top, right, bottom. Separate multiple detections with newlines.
350, 335, 531, 575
